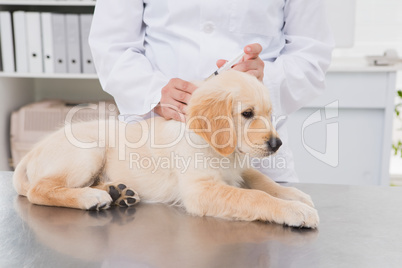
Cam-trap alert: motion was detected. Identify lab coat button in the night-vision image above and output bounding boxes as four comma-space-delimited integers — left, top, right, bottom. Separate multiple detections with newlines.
203, 22, 215, 34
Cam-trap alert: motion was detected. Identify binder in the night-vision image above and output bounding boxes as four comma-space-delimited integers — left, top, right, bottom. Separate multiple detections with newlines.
0, 49, 2, 71
41, 13, 54, 73
13, 11, 29, 73
0, 11, 15, 72
65, 14, 81, 73
25, 12, 43, 73
51, 13, 67, 73
79, 14, 96, 74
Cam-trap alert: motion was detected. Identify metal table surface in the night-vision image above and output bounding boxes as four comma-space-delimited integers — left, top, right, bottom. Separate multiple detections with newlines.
1, 171, 402, 268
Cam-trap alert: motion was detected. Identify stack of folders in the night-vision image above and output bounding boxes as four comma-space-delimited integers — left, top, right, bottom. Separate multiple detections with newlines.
0, 11, 96, 74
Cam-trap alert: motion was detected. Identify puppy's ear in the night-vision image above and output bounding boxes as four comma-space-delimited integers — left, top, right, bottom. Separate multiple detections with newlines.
188, 89, 237, 156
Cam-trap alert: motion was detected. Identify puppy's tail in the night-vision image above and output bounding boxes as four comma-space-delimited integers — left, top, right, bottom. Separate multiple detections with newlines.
13, 153, 31, 196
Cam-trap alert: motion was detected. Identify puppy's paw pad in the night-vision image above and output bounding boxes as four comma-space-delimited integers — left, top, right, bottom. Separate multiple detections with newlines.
118, 184, 126, 191
106, 183, 140, 207
117, 197, 137, 207
108, 186, 120, 202
116, 188, 140, 207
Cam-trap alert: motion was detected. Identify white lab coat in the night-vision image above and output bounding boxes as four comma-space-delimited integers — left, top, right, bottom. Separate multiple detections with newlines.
89, 0, 334, 182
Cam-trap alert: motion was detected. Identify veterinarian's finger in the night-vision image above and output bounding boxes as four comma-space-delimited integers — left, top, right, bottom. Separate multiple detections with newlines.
244, 43, 263, 60
216, 59, 228, 68
233, 59, 264, 81
160, 98, 186, 115
171, 78, 198, 94
169, 87, 192, 105
163, 107, 186, 122
246, 70, 262, 80
233, 60, 259, 72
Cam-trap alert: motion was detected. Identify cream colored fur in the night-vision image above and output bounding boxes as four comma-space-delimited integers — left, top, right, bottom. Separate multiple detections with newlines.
13, 70, 319, 228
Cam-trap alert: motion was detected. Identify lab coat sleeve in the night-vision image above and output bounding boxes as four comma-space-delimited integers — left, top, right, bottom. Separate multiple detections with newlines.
89, 0, 169, 116
263, 0, 335, 116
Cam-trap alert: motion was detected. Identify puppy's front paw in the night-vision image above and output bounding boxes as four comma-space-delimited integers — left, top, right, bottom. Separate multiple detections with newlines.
280, 187, 315, 208
80, 188, 113, 211
276, 201, 319, 229
107, 183, 140, 207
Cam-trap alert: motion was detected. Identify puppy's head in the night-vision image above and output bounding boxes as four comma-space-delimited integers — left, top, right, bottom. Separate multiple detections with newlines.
187, 70, 281, 157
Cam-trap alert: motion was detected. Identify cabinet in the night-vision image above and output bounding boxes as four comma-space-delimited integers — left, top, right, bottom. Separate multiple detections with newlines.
287, 58, 399, 185
0, 1, 111, 170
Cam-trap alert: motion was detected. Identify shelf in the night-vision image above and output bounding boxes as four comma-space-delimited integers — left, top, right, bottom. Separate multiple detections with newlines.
0, 1, 95, 6
329, 57, 402, 73
0, 72, 98, 79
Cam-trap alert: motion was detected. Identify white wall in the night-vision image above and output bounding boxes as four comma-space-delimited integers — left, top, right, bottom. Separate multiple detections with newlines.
334, 0, 402, 87
333, 0, 402, 85
333, 0, 402, 61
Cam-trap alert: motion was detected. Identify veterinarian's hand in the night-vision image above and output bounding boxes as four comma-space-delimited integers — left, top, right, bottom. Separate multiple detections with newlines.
216, 43, 265, 81
154, 78, 198, 122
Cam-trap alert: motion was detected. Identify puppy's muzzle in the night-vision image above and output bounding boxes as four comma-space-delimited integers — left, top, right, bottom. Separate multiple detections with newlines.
267, 137, 282, 153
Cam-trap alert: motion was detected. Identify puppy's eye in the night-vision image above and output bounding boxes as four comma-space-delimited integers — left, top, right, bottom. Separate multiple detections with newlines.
241, 110, 254, 118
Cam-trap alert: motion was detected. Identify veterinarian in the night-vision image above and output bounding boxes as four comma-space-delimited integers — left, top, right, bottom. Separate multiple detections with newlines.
89, 0, 334, 183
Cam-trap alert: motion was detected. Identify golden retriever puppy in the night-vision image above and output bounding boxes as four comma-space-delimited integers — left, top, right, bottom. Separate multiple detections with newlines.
13, 70, 319, 228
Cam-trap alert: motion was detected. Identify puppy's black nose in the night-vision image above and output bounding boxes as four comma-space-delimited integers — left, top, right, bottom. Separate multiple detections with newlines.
267, 137, 282, 152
